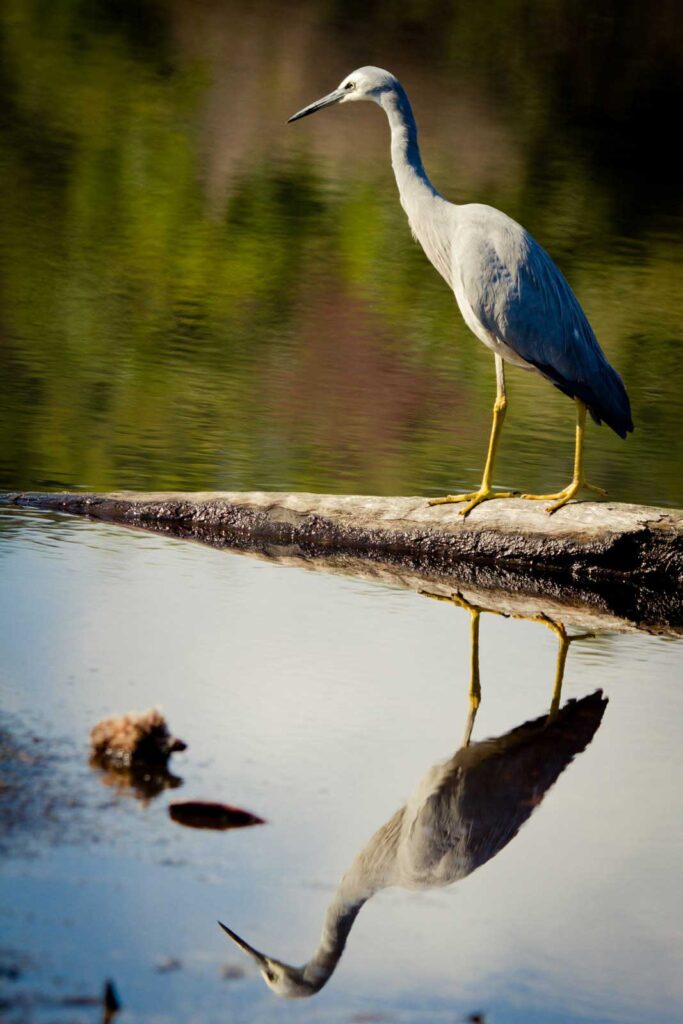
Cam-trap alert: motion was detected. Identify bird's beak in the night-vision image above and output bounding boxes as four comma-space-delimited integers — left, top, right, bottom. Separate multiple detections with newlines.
288, 88, 345, 123
218, 921, 269, 970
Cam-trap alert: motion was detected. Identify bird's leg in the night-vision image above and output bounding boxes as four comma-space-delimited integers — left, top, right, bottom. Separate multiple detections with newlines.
462, 605, 481, 747
429, 355, 518, 516
419, 589, 484, 746
542, 617, 570, 722
518, 613, 592, 721
521, 399, 608, 512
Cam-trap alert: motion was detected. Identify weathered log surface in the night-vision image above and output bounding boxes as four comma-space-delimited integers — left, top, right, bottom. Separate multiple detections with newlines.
4, 490, 682, 634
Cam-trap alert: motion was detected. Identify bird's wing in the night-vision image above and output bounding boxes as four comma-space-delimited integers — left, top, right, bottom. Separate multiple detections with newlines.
456, 207, 633, 437
403, 691, 607, 883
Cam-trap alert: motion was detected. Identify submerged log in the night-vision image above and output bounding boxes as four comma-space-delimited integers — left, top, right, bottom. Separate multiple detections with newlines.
4, 491, 683, 633
168, 801, 265, 830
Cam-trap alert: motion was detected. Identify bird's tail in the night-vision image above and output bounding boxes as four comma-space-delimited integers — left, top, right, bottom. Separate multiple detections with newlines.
581, 360, 633, 438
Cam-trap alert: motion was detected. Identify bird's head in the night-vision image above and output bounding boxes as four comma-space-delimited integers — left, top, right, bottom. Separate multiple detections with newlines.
218, 921, 320, 998
288, 66, 399, 123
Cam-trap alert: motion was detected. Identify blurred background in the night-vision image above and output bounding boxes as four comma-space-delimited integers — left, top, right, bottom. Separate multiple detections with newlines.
1, 0, 681, 502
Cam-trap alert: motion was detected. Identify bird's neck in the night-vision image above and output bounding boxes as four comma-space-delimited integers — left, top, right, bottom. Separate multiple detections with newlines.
380, 84, 454, 286
301, 885, 368, 991
381, 85, 440, 211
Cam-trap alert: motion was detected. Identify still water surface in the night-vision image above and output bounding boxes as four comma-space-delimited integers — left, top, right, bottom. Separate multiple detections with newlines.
1, 0, 682, 503
1, 508, 682, 1023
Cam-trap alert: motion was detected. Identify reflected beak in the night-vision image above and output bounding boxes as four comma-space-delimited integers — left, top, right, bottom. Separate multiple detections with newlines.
288, 88, 345, 123
218, 921, 269, 969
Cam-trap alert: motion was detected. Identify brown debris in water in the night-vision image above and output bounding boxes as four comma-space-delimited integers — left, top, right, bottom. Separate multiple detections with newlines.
168, 800, 265, 830
94, 762, 183, 803
89, 708, 186, 770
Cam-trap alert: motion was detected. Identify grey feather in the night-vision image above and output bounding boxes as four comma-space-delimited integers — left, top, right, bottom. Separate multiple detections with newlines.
288, 66, 633, 439
220, 690, 607, 997
454, 205, 633, 435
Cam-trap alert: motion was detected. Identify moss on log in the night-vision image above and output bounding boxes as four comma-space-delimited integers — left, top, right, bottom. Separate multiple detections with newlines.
5, 491, 682, 633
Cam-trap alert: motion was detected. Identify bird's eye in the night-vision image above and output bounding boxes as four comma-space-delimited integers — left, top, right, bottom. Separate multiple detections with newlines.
344, 81, 354, 91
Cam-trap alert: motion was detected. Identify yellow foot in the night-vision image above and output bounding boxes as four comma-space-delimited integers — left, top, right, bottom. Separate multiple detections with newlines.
428, 489, 518, 517
419, 589, 484, 615
517, 612, 591, 642
521, 479, 607, 513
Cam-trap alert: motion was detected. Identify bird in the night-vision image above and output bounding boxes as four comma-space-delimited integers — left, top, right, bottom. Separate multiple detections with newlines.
287, 67, 633, 514
219, 603, 607, 998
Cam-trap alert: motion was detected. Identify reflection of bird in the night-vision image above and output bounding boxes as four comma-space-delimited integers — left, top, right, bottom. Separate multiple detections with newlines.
220, 613, 607, 998
288, 67, 632, 513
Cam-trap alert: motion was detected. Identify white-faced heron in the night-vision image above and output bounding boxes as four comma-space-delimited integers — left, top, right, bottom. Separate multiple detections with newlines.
287, 67, 633, 514
218, 604, 606, 997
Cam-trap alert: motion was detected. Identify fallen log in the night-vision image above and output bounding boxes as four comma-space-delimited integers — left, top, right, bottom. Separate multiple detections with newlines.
4, 491, 683, 633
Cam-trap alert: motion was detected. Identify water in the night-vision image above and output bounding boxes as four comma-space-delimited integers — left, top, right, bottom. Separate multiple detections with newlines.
0, 0, 681, 503
1, 3, 682, 1022
1, 509, 682, 1023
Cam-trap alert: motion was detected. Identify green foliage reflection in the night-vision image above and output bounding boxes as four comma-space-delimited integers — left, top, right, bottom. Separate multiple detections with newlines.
0, 0, 681, 504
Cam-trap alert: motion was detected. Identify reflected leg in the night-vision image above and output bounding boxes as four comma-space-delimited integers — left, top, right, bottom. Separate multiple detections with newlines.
522, 614, 592, 721
546, 619, 570, 721
419, 589, 483, 746
429, 355, 518, 516
420, 591, 593, 739
462, 606, 481, 747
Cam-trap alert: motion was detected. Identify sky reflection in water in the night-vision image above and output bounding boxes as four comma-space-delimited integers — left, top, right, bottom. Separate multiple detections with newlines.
1, 510, 682, 1023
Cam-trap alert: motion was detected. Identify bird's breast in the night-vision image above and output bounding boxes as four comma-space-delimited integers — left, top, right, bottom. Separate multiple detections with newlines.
451, 248, 536, 370
402, 196, 455, 289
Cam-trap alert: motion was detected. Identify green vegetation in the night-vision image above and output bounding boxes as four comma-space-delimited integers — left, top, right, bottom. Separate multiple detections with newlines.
0, 0, 681, 505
